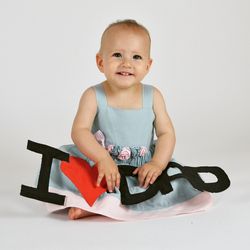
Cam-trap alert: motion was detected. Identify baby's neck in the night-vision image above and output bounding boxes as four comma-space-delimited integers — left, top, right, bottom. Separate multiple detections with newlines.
103, 81, 143, 109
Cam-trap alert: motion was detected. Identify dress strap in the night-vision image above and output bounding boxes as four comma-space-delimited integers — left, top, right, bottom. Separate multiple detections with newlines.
93, 83, 107, 108
143, 84, 153, 108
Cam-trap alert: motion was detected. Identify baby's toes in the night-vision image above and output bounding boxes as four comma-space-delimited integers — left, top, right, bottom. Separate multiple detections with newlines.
68, 207, 76, 220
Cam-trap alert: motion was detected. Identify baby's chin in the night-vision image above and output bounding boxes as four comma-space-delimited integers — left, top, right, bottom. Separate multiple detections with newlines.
106, 78, 140, 89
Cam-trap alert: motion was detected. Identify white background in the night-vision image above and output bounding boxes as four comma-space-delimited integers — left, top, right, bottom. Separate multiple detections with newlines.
0, 0, 249, 249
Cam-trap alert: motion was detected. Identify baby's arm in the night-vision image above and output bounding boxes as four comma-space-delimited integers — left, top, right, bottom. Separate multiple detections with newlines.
133, 87, 176, 188
71, 87, 120, 192
151, 87, 176, 168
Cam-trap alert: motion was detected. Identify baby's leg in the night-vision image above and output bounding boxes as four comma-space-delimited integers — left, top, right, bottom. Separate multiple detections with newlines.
68, 207, 96, 220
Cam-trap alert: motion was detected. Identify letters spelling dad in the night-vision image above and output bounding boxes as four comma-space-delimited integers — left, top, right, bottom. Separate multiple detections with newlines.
20, 140, 231, 206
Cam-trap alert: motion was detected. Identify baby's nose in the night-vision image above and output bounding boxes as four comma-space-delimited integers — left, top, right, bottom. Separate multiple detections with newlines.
121, 58, 132, 68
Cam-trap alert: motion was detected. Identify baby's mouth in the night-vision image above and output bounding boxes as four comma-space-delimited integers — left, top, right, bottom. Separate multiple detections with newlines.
116, 71, 134, 76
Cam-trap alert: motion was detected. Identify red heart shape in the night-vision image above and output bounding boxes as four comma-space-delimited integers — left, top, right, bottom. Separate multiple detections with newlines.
60, 156, 107, 206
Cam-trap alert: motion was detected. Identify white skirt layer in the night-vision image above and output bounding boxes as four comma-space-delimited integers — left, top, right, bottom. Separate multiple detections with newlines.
46, 188, 212, 221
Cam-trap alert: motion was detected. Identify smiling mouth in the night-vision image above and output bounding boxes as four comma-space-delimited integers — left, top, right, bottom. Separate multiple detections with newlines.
116, 71, 134, 76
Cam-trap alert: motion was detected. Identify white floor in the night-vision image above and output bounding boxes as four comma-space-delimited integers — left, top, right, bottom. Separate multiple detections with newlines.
1, 151, 249, 250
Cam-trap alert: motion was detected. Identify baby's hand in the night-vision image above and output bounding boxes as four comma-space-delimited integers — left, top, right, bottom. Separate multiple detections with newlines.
96, 156, 120, 193
133, 161, 163, 189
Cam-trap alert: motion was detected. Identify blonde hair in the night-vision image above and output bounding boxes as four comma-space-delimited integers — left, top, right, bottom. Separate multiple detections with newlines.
99, 19, 151, 53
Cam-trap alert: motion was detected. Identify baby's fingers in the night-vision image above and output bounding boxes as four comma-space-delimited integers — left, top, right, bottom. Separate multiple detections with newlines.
96, 173, 105, 187
133, 167, 139, 175
115, 173, 121, 189
149, 174, 159, 185
111, 173, 117, 191
106, 175, 113, 193
138, 170, 148, 187
143, 171, 155, 188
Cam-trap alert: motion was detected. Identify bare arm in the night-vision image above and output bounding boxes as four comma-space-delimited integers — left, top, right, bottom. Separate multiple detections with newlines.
133, 86, 176, 187
71, 87, 109, 162
151, 87, 176, 169
71, 87, 120, 191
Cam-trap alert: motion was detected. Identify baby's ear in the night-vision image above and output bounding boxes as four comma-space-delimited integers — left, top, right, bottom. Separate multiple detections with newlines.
96, 53, 104, 73
146, 58, 153, 71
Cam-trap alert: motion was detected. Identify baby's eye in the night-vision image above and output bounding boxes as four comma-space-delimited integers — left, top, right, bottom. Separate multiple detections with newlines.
112, 52, 122, 58
133, 55, 142, 60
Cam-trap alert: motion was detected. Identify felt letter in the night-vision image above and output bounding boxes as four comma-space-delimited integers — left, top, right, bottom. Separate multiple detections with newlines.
20, 140, 69, 205
118, 162, 230, 205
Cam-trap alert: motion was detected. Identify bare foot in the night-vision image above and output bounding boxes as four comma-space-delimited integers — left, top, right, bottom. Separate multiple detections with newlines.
68, 207, 96, 220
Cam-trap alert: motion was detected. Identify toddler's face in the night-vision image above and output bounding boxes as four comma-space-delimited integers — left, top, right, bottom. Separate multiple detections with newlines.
96, 26, 152, 89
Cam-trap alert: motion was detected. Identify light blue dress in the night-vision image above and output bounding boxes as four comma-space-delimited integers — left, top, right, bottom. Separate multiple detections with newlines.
49, 83, 201, 212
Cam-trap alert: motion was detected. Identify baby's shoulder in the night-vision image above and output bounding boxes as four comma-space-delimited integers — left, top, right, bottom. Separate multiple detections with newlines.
145, 85, 167, 111
144, 84, 164, 100
78, 85, 98, 108
80, 86, 96, 99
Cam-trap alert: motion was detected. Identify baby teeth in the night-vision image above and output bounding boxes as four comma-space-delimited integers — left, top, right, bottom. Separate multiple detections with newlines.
120, 72, 130, 76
